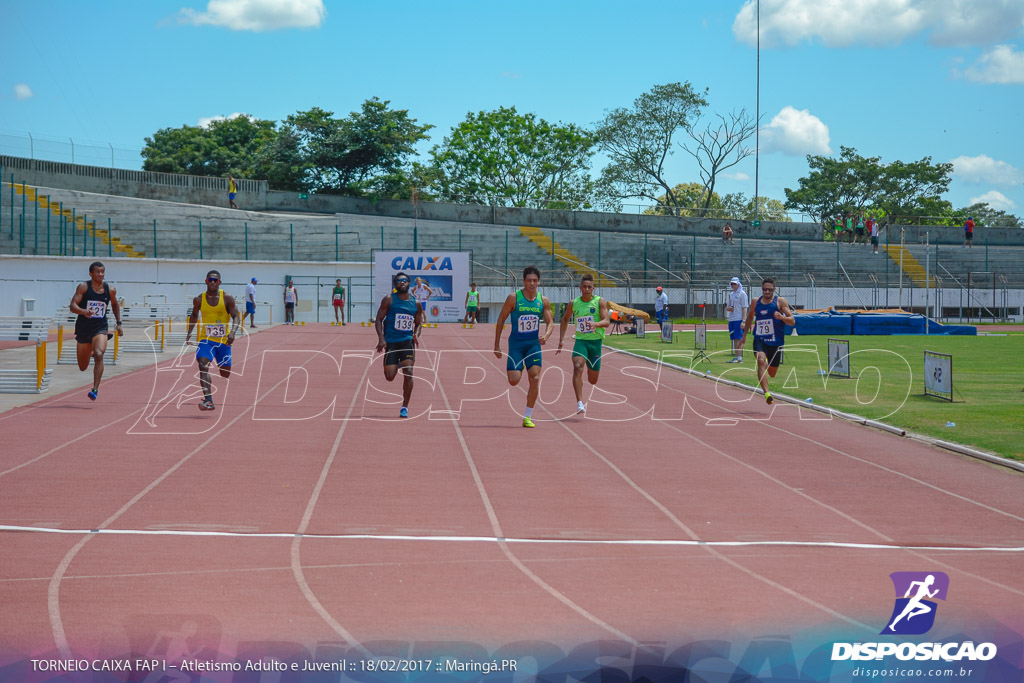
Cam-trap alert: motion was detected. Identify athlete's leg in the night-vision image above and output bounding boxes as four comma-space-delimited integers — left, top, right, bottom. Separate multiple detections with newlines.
525, 364, 542, 409
506, 369, 522, 386
756, 351, 771, 394
400, 357, 414, 407
76, 341, 93, 371
571, 355, 586, 403
90, 333, 109, 390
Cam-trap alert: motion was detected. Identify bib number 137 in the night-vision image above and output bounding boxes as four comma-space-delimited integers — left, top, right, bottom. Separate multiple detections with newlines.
518, 315, 540, 333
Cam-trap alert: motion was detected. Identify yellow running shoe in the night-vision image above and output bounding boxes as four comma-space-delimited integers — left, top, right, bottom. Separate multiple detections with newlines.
765, 392, 774, 405
522, 417, 535, 428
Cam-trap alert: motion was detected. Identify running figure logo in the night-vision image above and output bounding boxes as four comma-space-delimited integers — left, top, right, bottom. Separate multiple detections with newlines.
881, 572, 949, 635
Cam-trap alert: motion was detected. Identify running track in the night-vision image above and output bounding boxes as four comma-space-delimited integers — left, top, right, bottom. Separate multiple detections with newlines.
1, 323, 1022, 672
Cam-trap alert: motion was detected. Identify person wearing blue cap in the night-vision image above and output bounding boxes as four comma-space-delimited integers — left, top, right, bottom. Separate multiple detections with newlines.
243, 277, 258, 328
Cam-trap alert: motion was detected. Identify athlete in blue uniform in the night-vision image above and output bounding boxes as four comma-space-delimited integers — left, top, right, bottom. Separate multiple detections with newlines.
738, 277, 795, 405
493, 265, 553, 428
375, 271, 424, 418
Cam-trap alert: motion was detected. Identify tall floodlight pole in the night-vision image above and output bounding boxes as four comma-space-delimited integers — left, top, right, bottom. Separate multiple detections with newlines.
754, 0, 760, 222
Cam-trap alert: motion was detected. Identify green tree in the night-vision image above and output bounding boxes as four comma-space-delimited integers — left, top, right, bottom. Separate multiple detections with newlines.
251, 124, 309, 192
595, 82, 709, 211
429, 106, 599, 209
142, 115, 277, 176
646, 184, 789, 221
784, 146, 952, 225
287, 98, 433, 197
957, 202, 1022, 228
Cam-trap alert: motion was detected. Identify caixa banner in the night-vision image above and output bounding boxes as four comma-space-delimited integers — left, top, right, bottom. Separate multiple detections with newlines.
374, 251, 470, 323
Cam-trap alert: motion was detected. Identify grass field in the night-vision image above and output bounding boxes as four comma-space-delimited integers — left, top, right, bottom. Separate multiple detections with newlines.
604, 329, 1024, 460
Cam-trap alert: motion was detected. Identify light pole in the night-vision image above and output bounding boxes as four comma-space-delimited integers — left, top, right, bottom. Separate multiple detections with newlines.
754, 0, 760, 222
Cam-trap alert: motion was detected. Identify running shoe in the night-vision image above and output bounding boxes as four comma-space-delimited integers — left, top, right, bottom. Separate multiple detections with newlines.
522, 417, 535, 428
87, 388, 97, 401
765, 392, 774, 405
400, 406, 408, 418
576, 401, 586, 414
198, 399, 216, 411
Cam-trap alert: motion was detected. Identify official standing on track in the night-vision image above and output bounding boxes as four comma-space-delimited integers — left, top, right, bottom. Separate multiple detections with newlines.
375, 272, 423, 418
655, 286, 669, 332
738, 277, 795, 405
726, 276, 748, 363
69, 261, 122, 401
283, 279, 298, 325
186, 269, 240, 412
243, 277, 258, 328
493, 265, 553, 428
556, 273, 609, 414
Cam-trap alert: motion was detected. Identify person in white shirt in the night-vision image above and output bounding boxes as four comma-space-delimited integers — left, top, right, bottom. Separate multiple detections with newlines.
243, 277, 257, 328
654, 286, 669, 332
411, 278, 433, 330
726, 276, 748, 363
283, 279, 298, 325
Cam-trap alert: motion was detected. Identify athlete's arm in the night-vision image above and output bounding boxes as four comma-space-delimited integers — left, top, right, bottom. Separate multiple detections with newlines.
185, 296, 201, 344
738, 302, 756, 348
540, 296, 554, 345
69, 283, 90, 316
493, 293, 516, 358
557, 301, 573, 350
775, 297, 797, 326
110, 286, 124, 336
595, 298, 611, 328
413, 305, 425, 347
224, 294, 240, 345
374, 296, 391, 353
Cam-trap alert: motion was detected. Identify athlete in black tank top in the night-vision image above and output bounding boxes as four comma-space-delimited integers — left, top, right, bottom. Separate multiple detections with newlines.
69, 262, 122, 401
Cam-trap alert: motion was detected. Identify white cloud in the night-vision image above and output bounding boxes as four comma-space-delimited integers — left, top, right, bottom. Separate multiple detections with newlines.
963, 44, 1024, 84
178, 0, 325, 31
951, 155, 1024, 185
759, 106, 831, 156
198, 112, 257, 128
733, 0, 1024, 48
723, 171, 751, 181
13, 83, 33, 100
968, 190, 1017, 211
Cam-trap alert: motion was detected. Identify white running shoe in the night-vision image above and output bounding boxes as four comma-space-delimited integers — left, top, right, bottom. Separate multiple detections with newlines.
577, 401, 586, 414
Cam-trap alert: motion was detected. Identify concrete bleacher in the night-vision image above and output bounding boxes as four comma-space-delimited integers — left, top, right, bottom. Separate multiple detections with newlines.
3, 181, 1024, 291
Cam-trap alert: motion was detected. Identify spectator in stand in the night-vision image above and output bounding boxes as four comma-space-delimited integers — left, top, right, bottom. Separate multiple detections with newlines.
868, 217, 880, 254
855, 214, 866, 245
833, 214, 843, 242
963, 216, 975, 248
722, 222, 735, 245
227, 173, 239, 210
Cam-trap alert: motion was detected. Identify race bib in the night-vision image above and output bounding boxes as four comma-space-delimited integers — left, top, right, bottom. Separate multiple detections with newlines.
205, 323, 227, 338
517, 314, 540, 334
576, 316, 595, 334
394, 313, 415, 332
333, 293, 342, 301
755, 318, 775, 339
86, 300, 106, 318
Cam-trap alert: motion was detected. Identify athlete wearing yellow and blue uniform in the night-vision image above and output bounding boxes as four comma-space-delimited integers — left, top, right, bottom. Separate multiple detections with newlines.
494, 266, 553, 428
186, 270, 240, 412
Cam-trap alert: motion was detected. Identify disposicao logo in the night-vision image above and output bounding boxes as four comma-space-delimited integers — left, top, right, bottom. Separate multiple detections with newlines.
882, 571, 948, 635
831, 571, 997, 663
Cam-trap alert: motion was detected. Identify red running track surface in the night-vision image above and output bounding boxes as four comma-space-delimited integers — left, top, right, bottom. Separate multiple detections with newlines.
0, 323, 1022, 666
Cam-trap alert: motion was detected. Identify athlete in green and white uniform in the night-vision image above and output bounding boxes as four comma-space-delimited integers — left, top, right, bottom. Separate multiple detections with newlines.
557, 273, 610, 414
493, 265, 553, 428
464, 282, 480, 324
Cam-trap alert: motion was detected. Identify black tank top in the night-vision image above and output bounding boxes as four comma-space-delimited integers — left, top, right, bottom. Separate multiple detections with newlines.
75, 282, 111, 337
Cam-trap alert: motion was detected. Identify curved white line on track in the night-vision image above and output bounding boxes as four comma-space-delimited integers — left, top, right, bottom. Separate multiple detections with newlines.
288, 352, 374, 656
45, 331, 346, 657
434, 366, 642, 647
458, 340, 878, 634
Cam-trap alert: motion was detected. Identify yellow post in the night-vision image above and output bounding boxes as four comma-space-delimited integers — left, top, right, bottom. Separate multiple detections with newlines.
36, 342, 46, 390
57, 325, 64, 360
168, 316, 172, 334
113, 329, 120, 361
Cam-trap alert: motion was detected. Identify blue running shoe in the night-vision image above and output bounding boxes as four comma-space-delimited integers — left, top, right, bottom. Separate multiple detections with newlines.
87, 388, 97, 401
400, 406, 409, 418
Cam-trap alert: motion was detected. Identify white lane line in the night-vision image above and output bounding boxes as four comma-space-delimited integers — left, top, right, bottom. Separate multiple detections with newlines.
5, 525, 1024, 551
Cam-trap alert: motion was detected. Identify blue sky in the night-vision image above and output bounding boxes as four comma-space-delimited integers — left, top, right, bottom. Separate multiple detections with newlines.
2, 0, 1023, 217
